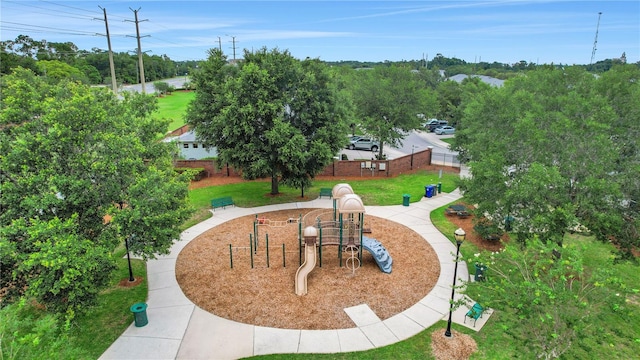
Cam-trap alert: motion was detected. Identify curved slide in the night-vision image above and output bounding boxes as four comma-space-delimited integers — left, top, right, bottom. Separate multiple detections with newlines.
361, 236, 393, 274
295, 244, 317, 296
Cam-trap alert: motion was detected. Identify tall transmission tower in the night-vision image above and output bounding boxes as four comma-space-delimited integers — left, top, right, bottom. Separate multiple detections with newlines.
590, 12, 602, 65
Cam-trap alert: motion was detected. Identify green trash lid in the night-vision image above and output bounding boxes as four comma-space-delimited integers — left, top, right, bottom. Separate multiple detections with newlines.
130, 302, 147, 312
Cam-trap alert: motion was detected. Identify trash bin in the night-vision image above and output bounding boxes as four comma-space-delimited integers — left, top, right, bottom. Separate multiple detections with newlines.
474, 264, 487, 282
437, 182, 442, 194
426, 185, 435, 198
402, 194, 410, 206
130, 302, 148, 327
505, 216, 514, 232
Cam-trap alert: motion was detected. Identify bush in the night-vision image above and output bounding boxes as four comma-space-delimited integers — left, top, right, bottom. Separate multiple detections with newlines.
153, 81, 170, 95
0, 302, 89, 360
473, 217, 503, 241
174, 167, 206, 181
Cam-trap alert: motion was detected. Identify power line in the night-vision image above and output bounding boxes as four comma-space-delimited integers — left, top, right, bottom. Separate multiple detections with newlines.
39, 0, 99, 14
2, 2, 202, 62
4, 0, 99, 20
0, 21, 100, 37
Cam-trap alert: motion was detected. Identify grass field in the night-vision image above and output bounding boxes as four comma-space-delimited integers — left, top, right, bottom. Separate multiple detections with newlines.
188, 170, 461, 210
153, 91, 194, 132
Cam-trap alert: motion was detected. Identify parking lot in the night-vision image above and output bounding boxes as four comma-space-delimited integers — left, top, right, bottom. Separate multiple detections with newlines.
340, 130, 456, 162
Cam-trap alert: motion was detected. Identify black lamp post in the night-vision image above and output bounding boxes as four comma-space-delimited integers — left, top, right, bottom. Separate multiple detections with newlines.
445, 227, 466, 338
124, 235, 135, 282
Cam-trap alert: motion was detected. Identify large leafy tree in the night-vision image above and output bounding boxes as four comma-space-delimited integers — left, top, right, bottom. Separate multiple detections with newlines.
455, 66, 639, 253
349, 65, 437, 159
187, 48, 348, 195
0, 68, 192, 319
465, 239, 630, 359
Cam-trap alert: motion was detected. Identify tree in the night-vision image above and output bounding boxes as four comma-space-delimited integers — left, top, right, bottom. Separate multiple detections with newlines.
588, 64, 640, 257
349, 65, 437, 159
455, 66, 636, 251
0, 68, 192, 320
464, 239, 630, 359
37, 60, 88, 84
187, 48, 348, 195
154, 81, 170, 95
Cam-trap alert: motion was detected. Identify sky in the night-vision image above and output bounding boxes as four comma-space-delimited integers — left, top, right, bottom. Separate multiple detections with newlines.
1, 0, 638, 65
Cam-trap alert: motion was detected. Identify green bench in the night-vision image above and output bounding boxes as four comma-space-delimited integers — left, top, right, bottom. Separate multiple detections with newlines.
319, 188, 332, 199
464, 302, 485, 327
211, 196, 235, 211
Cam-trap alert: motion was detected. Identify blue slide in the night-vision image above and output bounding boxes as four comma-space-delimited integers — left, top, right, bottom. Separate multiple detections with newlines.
361, 236, 393, 274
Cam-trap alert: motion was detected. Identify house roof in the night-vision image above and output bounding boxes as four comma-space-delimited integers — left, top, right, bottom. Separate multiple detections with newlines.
448, 74, 505, 87
163, 130, 200, 143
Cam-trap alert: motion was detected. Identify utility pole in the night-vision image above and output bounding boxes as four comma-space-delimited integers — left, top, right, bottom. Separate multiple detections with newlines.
126, 8, 149, 93
98, 6, 118, 94
230, 36, 237, 61
217, 36, 222, 52
128, 49, 151, 83
590, 12, 602, 66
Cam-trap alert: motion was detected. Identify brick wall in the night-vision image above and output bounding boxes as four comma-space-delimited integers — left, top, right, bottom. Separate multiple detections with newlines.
175, 148, 460, 180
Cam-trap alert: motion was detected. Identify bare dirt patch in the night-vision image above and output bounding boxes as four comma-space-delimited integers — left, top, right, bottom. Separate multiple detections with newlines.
175, 209, 440, 330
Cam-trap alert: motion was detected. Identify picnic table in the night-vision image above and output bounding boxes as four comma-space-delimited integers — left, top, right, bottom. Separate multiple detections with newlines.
445, 204, 470, 218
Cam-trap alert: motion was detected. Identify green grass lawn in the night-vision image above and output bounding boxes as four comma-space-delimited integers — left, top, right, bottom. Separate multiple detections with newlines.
189, 170, 461, 210
440, 137, 455, 146
153, 91, 195, 132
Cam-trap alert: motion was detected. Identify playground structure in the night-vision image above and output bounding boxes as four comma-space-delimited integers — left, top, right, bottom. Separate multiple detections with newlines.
295, 183, 393, 296
226, 183, 393, 296
229, 214, 301, 269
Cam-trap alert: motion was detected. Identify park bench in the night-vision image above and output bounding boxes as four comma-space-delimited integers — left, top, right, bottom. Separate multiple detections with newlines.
464, 302, 485, 327
319, 188, 332, 199
211, 196, 235, 211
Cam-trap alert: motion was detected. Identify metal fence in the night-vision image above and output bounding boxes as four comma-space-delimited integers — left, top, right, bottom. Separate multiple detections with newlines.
431, 152, 461, 168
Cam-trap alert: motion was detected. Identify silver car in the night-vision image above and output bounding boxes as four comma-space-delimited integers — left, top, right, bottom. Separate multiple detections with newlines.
434, 126, 455, 135
347, 137, 380, 151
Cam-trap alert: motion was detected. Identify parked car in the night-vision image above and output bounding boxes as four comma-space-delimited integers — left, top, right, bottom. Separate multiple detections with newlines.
347, 137, 380, 152
423, 118, 439, 127
426, 119, 448, 132
435, 126, 455, 135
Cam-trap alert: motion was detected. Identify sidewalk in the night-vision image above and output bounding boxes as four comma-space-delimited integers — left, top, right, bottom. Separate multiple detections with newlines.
100, 187, 488, 359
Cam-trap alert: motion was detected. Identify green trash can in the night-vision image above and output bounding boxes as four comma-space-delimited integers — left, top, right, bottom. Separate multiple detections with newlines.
437, 182, 442, 194
130, 302, 148, 327
474, 264, 487, 282
402, 194, 410, 206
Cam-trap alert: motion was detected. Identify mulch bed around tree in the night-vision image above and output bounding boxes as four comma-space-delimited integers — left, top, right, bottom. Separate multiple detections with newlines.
444, 203, 508, 253
118, 277, 144, 288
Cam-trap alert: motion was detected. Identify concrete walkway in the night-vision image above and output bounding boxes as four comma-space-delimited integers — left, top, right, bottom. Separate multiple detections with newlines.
100, 184, 490, 359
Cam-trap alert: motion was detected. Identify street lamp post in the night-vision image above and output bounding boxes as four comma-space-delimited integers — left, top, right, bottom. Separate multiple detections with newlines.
444, 227, 466, 338
124, 235, 135, 282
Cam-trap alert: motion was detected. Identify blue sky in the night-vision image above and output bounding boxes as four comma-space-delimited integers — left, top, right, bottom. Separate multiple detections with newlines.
1, 1, 638, 65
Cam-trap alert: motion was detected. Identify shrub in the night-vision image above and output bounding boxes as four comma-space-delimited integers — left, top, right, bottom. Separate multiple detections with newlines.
473, 217, 503, 241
